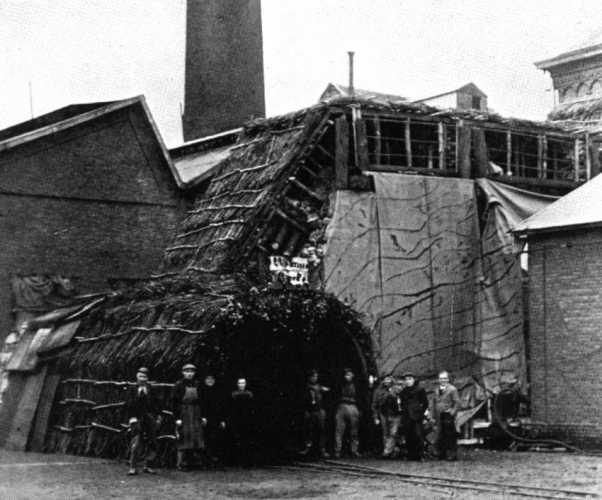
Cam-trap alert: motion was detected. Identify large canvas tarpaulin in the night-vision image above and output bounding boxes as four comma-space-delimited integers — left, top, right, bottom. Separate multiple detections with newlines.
324, 174, 557, 392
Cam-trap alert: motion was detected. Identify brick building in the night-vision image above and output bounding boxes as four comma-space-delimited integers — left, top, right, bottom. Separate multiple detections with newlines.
0, 96, 185, 343
514, 174, 602, 446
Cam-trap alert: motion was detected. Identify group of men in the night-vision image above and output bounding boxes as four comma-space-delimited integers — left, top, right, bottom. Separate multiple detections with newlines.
371, 370, 461, 461
125, 365, 255, 475
301, 368, 461, 462
124, 365, 461, 475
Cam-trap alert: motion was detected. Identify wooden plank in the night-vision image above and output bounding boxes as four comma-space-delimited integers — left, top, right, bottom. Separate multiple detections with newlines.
537, 135, 543, 178
5, 366, 48, 451
585, 133, 591, 180
472, 127, 488, 177
405, 118, 413, 168
334, 116, 349, 189
457, 125, 472, 178
29, 372, 61, 452
589, 140, 601, 178
506, 130, 512, 175
574, 138, 580, 182
542, 135, 548, 179
438, 121, 447, 170
374, 116, 382, 165
356, 118, 370, 170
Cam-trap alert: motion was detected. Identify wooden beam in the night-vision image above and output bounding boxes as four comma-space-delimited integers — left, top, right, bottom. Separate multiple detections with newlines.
506, 130, 512, 175
585, 133, 591, 180
457, 124, 472, 178
374, 116, 382, 165
542, 135, 548, 179
405, 117, 413, 168
334, 116, 349, 189
472, 127, 488, 178
356, 118, 370, 170
589, 140, 601, 178
574, 138, 580, 182
438, 121, 447, 170
290, 178, 326, 202
537, 135, 542, 178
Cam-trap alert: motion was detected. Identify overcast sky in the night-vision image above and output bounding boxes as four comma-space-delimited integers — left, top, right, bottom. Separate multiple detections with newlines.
1, 1, 602, 147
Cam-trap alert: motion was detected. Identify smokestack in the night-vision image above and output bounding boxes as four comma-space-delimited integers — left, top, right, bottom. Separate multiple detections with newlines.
348, 51, 355, 96
183, 0, 266, 141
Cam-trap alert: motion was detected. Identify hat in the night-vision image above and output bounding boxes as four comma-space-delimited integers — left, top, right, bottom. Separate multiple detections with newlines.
182, 363, 197, 371
343, 367, 354, 374
400, 371, 415, 378
307, 368, 318, 376
137, 367, 149, 375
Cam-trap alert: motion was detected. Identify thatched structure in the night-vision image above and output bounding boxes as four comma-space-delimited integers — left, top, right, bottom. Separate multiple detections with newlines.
6, 96, 585, 461
548, 98, 602, 122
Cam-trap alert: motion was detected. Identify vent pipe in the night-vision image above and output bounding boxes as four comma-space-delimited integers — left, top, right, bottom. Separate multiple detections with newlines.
348, 51, 355, 96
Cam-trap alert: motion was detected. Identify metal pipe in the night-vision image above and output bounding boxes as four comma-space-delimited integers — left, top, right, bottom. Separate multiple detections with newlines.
348, 51, 355, 96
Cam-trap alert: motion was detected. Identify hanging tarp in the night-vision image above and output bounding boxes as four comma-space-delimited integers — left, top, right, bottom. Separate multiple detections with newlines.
324, 174, 558, 392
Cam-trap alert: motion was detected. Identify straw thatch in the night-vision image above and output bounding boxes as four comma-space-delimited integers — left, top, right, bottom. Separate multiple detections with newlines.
548, 98, 602, 122
47, 274, 375, 463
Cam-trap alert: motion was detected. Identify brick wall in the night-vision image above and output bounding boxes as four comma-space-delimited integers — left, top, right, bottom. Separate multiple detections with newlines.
183, 0, 265, 140
527, 228, 602, 445
0, 106, 183, 342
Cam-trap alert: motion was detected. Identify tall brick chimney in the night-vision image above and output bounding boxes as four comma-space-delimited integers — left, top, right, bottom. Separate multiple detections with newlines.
183, 0, 265, 141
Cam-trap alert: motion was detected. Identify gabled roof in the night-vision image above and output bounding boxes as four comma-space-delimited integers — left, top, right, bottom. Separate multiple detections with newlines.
513, 173, 602, 235
169, 128, 241, 189
0, 96, 181, 189
320, 83, 407, 103
414, 82, 487, 103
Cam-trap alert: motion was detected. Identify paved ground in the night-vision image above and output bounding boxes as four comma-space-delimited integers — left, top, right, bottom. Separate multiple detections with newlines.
0, 449, 599, 499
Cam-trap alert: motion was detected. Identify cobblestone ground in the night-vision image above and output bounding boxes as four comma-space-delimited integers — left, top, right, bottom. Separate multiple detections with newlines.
0, 449, 599, 499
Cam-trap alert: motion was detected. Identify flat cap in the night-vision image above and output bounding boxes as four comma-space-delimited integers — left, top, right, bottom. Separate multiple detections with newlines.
182, 363, 197, 371
137, 367, 149, 375
400, 371, 415, 378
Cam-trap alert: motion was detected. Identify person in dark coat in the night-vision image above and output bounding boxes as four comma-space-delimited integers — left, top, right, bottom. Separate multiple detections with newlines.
299, 369, 330, 458
229, 377, 255, 465
201, 373, 226, 464
172, 364, 206, 470
373, 376, 403, 458
334, 368, 360, 458
399, 372, 429, 461
125, 367, 161, 475
432, 370, 461, 461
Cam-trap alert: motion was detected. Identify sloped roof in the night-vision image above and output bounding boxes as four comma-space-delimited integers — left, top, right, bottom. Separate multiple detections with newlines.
414, 82, 487, 103
169, 129, 241, 189
0, 96, 180, 189
513, 173, 602, 234
320, 83, 407, 103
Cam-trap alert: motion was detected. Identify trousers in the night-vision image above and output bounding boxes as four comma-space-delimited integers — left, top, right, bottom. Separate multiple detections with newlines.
334, 403, 359, 456
381, 415, 401, 456
403, 419, 425, 460
304, 409, 326, 453
128, 414, 157, 469
436, 412, 457, 460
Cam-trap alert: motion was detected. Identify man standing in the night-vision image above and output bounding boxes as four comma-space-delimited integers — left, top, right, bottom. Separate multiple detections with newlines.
373, 376, 402, 458
229, 377, 255, 465
334, 368, 360, 459
400, 372, 428, 461
201, 373, 226, 464
300, 369, 330, 458
433, 370, 460, 461
125, 367, 161, 475
172, 364, 206, 470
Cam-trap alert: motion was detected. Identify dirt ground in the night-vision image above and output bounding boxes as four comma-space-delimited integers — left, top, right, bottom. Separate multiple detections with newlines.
0, 448, 599, 500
